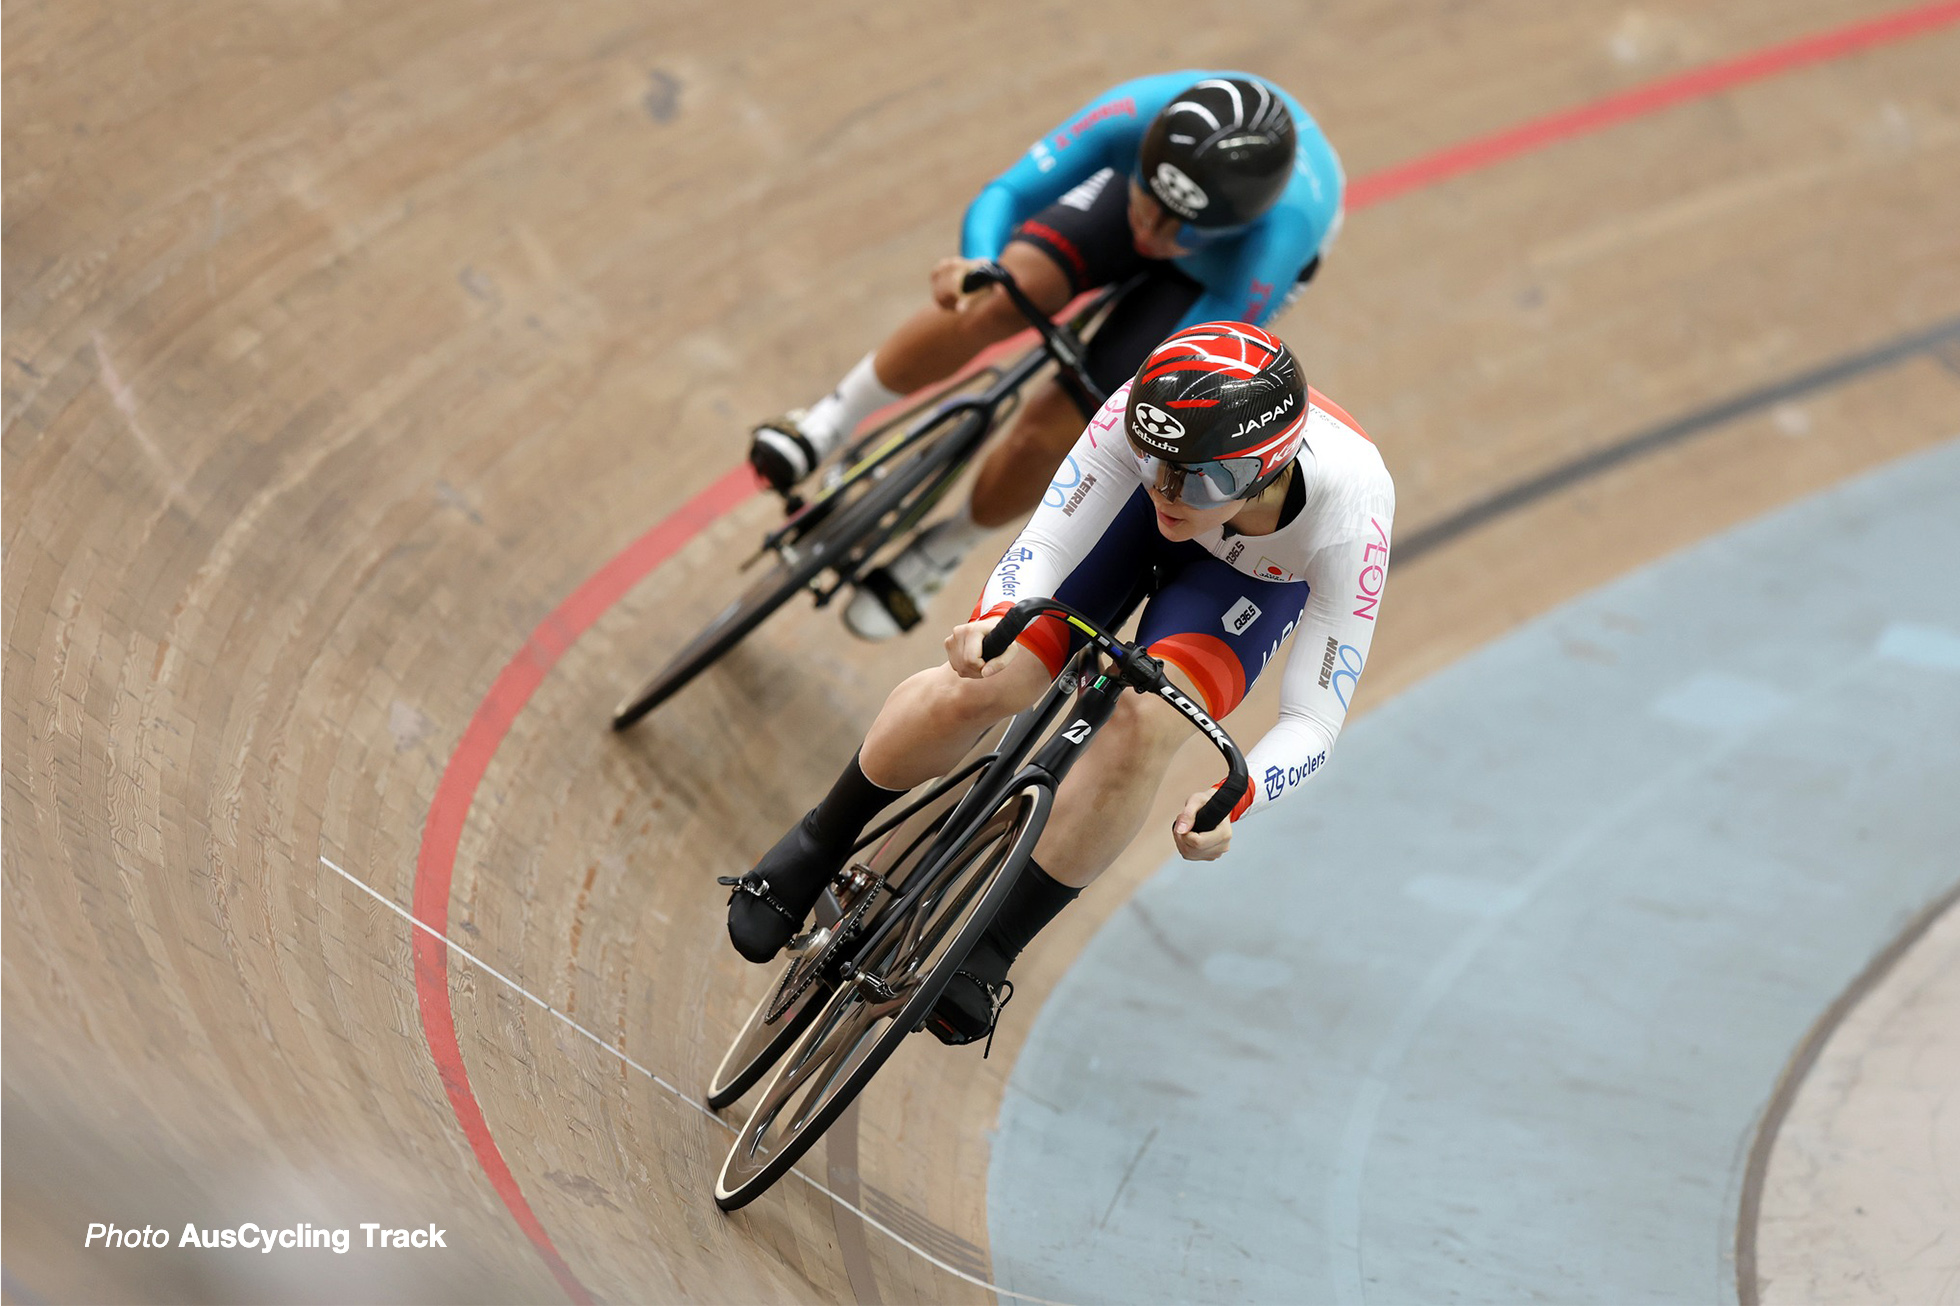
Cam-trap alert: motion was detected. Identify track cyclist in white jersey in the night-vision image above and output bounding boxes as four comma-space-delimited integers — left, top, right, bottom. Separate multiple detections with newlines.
748, 72, 1345, 639
725, 322, 1393, 1047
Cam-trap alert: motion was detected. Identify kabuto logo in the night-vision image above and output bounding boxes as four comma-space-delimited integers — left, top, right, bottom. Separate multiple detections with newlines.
1130, 402, 1185, 450
1151, 162, 1209, 218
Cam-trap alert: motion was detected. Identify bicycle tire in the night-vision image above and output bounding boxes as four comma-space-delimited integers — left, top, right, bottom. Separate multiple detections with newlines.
706, 964, 832, 1110
703, 751, 994, 1107
714, 783, 1049, 1210
611, 414, 981, 729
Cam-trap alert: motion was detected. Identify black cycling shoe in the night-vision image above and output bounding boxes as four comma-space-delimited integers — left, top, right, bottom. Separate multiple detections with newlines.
721, 813, 848, 963
748, 413, 820, 494
926, 938, 1015, 1056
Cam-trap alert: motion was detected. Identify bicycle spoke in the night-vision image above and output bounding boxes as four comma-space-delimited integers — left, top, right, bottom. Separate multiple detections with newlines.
716, 785, 1049, 1210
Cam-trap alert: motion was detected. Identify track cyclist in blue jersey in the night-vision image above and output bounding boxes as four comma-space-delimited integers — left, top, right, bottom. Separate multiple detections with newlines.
749, 72, 1345, 639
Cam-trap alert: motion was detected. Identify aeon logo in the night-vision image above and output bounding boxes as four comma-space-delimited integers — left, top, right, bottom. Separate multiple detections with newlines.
1130, 402, 1185, 450
1152, 162, 1209, 217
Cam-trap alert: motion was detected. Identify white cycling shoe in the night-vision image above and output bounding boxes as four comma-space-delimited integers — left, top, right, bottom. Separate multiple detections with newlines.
844, 535, 966, 640
749, 410, 840, 494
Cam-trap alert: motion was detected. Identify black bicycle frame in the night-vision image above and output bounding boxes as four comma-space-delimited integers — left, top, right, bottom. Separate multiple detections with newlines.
759, 267, 1135, 562
843, 596, 1251, 971
841, 644, 1100, 971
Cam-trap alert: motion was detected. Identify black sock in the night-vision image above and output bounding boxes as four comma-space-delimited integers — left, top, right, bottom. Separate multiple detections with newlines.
977, 857, 1080, 968
804, 751, 906, 850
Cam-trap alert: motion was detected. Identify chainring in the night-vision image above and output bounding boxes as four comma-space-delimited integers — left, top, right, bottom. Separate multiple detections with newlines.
764, 872, 885, 1024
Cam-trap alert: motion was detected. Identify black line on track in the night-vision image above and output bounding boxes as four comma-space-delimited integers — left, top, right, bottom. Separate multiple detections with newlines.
1734, 878, 1960, 1305
1398, 315, 1960, 564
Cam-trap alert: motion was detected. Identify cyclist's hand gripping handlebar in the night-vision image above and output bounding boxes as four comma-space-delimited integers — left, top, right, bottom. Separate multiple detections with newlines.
976, 605, 1028, 665
958, 263, 1106, 410
980, 597, 1249, 833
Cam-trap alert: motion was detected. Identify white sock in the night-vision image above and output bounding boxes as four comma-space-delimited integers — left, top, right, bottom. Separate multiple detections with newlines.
918, 501, 989, 566
802, 353, 902, 453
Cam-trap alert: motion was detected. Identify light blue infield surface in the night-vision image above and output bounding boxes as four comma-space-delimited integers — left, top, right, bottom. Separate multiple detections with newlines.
988, 438, 1960, 1305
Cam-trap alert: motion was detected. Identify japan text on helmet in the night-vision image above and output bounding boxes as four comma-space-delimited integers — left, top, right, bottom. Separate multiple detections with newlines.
1125, 322, 1306, 507
1137, 77, 1296, 231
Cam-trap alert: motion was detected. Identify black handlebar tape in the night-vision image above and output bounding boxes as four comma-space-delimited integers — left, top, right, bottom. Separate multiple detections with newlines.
979, 596, 1050, 661
978, 614, 1026, 661
1191, 775, 1247, 834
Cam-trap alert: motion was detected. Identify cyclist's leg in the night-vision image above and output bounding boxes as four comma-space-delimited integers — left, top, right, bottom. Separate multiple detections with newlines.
1034, 551, 1311, 886
731, 494, 1151, 965
935, 554, 1307, 1029
923, 639, 1214, 1037
872, 240, 1072, 396
843, 174, 1163, 635
857, 489, 1158, 787
754, 242, 1071, 490
966, 263, 1204, 530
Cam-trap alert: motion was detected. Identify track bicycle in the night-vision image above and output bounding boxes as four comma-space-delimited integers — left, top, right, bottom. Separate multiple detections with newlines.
708, 594, 1250, 1210
610, 266, 1138, 728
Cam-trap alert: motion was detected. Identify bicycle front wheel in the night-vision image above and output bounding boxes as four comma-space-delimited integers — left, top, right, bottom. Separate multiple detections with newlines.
612, 415, 983, 729
713, 783, 1049, 1211
610, 544, 815, 729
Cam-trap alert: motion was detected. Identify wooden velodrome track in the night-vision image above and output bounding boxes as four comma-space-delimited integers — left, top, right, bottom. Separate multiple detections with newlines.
5, 1, 1958, 1301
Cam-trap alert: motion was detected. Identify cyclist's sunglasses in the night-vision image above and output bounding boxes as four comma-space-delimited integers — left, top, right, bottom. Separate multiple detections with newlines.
1137, 453, 1266, 508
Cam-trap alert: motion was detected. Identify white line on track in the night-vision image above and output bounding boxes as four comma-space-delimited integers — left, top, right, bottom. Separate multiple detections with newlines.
319, 854, 1073, 1306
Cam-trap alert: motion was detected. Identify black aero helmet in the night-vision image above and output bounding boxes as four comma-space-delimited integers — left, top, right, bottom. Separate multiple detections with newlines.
1138, 77, 1296, 230
1125, 322, 1307, 507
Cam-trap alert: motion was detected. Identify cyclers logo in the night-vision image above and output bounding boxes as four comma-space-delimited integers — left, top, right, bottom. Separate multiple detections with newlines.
1130, 402, 1185, 451
996, 546, 1035, 598
1151, 162, 1209, 218
1262, 750, 1328, 801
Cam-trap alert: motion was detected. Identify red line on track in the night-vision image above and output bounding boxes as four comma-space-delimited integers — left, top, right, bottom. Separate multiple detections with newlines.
408, 467, 755, 1305
405, 6, 1960, 1299
1347, 1, 1960, 208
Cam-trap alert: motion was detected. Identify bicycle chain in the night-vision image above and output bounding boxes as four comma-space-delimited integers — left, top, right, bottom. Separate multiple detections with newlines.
764, 871, 886, 1025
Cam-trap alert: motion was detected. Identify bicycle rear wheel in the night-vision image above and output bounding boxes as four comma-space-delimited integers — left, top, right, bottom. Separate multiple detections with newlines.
705, 951, 833, 1111
714, 783, 1049, 1211
611, 416, 979, 729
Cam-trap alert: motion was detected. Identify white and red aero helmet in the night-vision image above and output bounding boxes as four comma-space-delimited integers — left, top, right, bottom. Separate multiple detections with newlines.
1124, 321, 1307, 506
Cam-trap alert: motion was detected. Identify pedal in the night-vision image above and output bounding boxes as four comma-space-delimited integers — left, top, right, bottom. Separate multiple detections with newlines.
832, 861, 880, 900
786, 922, 833, 956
